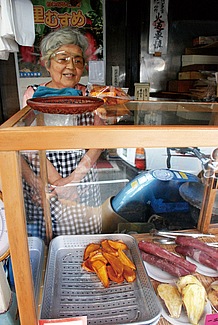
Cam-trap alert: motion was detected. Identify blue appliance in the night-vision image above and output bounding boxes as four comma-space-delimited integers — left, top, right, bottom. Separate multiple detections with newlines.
111, 169, 200, 222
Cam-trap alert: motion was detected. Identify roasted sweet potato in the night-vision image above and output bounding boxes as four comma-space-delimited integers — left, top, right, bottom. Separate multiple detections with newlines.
103, 252, 124, 277
89, 249, 101, 258
82, 259, 95, 273
107, 265, 124, 283
90, 251, 108, 264
108, 240, 128, 251
83, 239, 137, 287
92, 260, 109, 288
123, 264, 136, 283
101, 239, 118, 256
83, 243, 101, 260
118, 249, 136, 270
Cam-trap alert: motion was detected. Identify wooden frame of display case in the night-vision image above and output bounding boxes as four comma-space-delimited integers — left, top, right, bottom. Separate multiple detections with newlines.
0, 103, 218, 325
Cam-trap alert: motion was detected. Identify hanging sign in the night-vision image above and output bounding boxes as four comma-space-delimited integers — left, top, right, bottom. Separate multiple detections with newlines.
148, 0, 169, 55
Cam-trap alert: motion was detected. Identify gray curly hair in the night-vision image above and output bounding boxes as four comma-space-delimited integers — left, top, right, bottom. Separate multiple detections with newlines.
40, 27, 88, 68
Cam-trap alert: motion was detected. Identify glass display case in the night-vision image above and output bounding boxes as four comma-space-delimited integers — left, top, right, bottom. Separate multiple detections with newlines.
0, 100, 218, 325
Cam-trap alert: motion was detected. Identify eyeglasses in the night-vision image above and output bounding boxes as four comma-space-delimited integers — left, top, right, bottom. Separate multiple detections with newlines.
50, 50, 85, 69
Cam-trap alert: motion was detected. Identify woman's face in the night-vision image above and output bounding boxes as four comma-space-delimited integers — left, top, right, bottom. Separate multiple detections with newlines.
46, 44, 85, 89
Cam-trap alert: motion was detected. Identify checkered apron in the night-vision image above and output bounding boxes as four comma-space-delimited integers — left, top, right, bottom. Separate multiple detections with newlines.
23, 112, 102, 240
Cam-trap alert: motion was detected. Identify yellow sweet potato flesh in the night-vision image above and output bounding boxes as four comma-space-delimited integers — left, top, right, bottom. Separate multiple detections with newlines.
89, 251, 108, 264
182, 283, 206, 325
157, 283, 182, 318
172, 275, 207, 325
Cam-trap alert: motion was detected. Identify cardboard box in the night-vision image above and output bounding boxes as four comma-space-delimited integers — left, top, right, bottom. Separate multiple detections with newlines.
182, 55, 218, 66
168, 80, 194, 93
181, 64, 218, 72
178, 71, 203, 80
193, 36, 218, 47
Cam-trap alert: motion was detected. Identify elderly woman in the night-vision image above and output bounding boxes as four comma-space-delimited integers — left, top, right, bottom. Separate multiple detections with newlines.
22, 27, 104, 240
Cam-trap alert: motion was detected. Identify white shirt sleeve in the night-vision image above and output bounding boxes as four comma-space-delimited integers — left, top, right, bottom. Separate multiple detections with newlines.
11, 0, 35, 46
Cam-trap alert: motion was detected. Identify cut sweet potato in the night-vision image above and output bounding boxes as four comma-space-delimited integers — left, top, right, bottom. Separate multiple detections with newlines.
108, 240, 128, 251
82, 239, 137, 287
107, 265, 124, 283
92, 260, 109, 288
103, 252, 123, 277
118, 249, 136, 270
90, 251, 108, 264
83, 243, 101, 260
101, 239, 118, 256
82, 259, 95, 273
123, 264, 136, 283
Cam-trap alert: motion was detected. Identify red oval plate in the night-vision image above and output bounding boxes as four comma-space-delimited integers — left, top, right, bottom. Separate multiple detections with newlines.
27, 96, 104, 114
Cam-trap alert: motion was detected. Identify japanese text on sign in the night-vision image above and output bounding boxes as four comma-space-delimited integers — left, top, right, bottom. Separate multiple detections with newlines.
34, 6, 86, 28
149, 0, 169, 55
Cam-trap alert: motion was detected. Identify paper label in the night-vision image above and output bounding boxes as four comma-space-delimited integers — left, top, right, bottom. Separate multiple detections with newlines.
39, 316, 87, 325
205, 313, 218, 324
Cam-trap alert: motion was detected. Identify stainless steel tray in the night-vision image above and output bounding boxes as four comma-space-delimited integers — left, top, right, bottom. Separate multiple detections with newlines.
28, 237, 45, 304
40, 234, 162, 325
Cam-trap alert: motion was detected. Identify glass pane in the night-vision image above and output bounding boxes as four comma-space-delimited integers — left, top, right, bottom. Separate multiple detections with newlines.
16, 100, 218, 127
19, 145, 217, 238
124, 101, 218, 126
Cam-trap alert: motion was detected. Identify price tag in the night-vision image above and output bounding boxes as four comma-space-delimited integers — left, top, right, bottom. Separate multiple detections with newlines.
205, 313, 218, 324
39, 316, 87, 325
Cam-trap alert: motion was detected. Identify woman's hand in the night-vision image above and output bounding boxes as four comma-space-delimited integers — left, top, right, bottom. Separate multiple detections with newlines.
51, 176, 79, 201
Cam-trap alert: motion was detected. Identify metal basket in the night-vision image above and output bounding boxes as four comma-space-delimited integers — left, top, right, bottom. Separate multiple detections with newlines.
40, 234, 161, 325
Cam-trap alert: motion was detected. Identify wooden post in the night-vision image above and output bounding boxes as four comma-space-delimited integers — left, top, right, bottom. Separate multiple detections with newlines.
197, 172, 218, 233
39, 150, 53, 244
0, 151, 37, 325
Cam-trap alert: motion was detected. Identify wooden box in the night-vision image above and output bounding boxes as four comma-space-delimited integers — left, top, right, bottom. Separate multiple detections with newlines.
168, 80, 194, 93
178, 71, 203, 80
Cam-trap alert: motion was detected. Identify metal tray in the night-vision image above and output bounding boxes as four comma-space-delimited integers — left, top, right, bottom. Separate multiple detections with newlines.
6, 236, 44, 305
40, 234, 162, 325
28, 237, 45, 303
